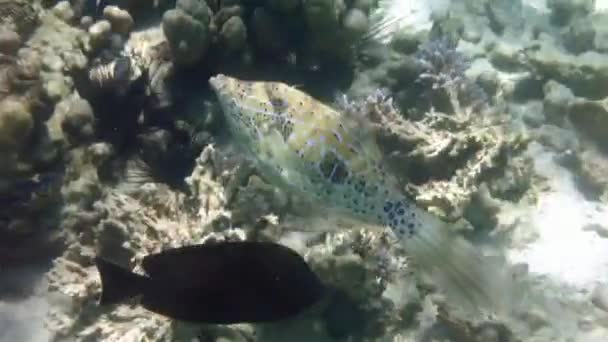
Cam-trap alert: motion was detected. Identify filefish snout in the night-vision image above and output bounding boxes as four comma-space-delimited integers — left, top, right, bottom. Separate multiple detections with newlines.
209, 74, 276, 139
209, 74, 236, 96
208, 74, 227, 89
209, 74, 243, 111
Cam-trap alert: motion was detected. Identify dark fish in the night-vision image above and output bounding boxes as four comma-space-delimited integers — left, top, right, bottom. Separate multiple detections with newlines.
95, 241, 326, 324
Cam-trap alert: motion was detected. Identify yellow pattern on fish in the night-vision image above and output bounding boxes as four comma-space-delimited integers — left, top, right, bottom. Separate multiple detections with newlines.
209, 74, 520, 320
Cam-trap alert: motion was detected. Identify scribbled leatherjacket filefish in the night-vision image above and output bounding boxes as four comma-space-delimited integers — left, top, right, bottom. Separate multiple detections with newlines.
209, 74, 519, 319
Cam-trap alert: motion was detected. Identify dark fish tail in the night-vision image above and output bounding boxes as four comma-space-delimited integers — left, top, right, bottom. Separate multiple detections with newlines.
95, 257, 148, 305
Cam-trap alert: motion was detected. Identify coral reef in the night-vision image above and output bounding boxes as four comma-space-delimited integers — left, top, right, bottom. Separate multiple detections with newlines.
0, 0, 39, 38
44, 142, 406, 341
371, 100, 526, 222
4, 0, 608, 341
162, 0, 212, 67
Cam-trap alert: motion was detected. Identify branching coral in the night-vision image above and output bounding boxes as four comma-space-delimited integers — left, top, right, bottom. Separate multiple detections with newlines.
415, 37, 470, 91
414, 36, 489, 119
336, 85, 528, 220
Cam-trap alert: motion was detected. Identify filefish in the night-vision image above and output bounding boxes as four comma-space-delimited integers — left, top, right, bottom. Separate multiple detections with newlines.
95, 241, 326, 324
209, 74, 518, 318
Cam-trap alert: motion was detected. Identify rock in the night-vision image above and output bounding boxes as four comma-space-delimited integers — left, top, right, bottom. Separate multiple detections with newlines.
103, 6, 134, 35
476, 70, 500, 97
484, 0, 523, 35
13, 12, 88, 115
51, 0, 74, 22
576, 147, 608, 200
591, 284, 608, 312
535, 124, 579, 152
462, 25, 482, 43
230, 175, 288, 225
61, 98, 95, 144
0, 28, 20, 55
214, 5, 243, 27
489, 41, 524, 70
473, 322, 512, 342
385, 54, 421, 85
511, 73, 545, 102
526, 42, 608, 99
515, 101, 545, 128
0, 97, 33, 150
162, 0, 213, 67
88, 142, 114, 166
80, 15, 93, 29
88, 20, 112, 48
42, 54, 65, 72
342, 8, 368, 40
390, 31, 422, 54
431, 15, 465, 43
0, 0, 38, 37
583, 223, 608, 238
43, 73, 72, 102
219, 16, 247, 53
568, 97, 608, 150
547, 0, 594, 26
562, 17, 596, 54
592, 13, 608, 52
543, 80, 575, 125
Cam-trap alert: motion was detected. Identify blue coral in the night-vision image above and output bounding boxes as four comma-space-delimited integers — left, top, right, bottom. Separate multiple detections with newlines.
414, 36, 470, 90
414, 36, 488, 111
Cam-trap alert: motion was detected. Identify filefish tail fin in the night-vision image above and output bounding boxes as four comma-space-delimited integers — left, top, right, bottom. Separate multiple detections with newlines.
405, 210, 522, 320
95, 257, 148, 305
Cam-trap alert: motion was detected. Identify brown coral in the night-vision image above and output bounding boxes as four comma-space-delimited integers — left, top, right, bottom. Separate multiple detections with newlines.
337, 89, 529, 221
0, 0, 38, 38
0, 52, 44, 105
